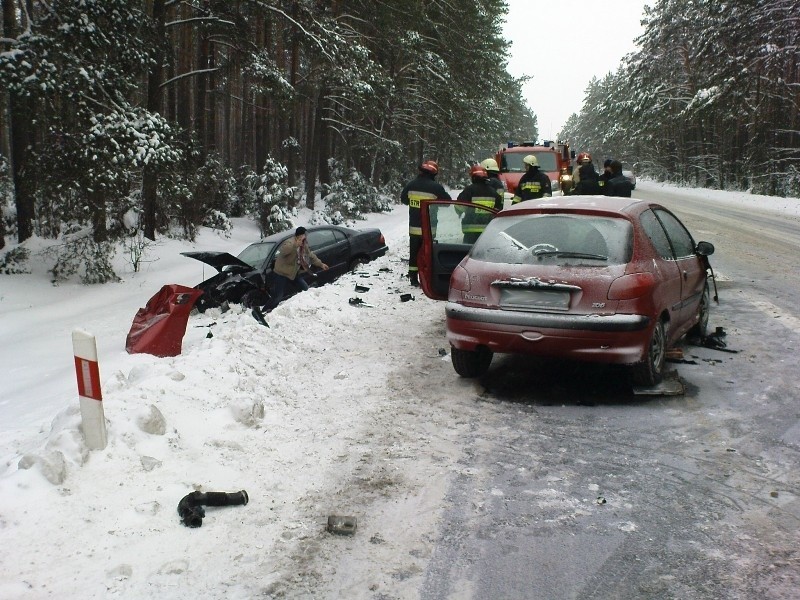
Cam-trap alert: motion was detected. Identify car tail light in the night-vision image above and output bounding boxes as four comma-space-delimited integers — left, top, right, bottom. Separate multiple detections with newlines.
608, 272, 655, 300
379, 233, 385, 245
450, 265, 470, 292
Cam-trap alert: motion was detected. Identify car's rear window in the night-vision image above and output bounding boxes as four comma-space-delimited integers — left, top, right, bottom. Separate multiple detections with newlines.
470, 214, 633, 266
501, 151, 559, 173
238, 241, 277, 268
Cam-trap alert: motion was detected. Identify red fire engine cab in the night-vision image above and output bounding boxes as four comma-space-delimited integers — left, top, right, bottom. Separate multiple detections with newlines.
495, 140, 574, 197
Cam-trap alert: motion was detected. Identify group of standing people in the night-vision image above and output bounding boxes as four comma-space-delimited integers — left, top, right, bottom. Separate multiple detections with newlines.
400, 151, 635, 285
399, 158, 509, 285
570, 153, 634, 198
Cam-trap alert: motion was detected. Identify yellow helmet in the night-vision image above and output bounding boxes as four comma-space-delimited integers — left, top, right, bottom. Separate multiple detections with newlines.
523, 155, 539, 168
480, 158, 499, 173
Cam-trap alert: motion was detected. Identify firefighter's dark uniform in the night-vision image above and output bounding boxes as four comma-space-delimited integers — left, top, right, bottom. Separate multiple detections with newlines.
512, 167, 552, 204
599, 164, 613, 193
486, 173, 506, 209
400, 171, 450, 284
598, 172, 612, 192
573, 163, 603, 195
603, 174, 634, 197
457, 180, 503, 243
603, 161, 634, 197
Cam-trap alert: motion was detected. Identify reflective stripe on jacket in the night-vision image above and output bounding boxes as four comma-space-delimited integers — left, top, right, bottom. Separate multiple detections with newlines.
457, 182, 499, 233
400, 173, 451, 235
512, 168, 552, 204
487, 176, 505, 207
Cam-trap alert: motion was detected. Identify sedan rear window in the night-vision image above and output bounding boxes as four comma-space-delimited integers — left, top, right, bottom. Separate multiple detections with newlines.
470, 214, 632, 266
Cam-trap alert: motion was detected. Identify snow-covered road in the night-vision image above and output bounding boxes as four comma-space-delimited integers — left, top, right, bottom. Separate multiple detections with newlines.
2, 185, 799, 598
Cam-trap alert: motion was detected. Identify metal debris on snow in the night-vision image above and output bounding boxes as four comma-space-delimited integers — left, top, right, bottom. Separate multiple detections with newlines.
327, 515, 357, 536
632, 377, 685, 396
348, 297, 374, 307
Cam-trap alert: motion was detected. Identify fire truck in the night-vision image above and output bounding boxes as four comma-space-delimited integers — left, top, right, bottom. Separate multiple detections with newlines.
495, 140, 575, 197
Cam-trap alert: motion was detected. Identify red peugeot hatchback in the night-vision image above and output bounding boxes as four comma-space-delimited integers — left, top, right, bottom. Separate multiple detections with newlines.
416, 197, 715, 385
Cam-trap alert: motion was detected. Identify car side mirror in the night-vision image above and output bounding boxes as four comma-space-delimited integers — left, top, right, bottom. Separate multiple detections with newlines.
695, 241, 715, 256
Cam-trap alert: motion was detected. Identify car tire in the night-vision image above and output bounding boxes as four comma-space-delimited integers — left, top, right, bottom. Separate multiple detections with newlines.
687, 280, 711, 340
451, 346, 493, 378
631, 319, 667, 386
349, 256, 366, 271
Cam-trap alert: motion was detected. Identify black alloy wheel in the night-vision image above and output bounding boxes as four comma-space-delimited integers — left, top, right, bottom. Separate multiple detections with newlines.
631, 319, 667, 386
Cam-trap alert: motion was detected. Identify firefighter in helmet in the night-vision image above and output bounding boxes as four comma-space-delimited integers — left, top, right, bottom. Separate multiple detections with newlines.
571, 151, 591, 189
512, 155, 552, 204
573, 154, 602, 195
480, 157, 506, 209
456, 165, 501, 243
400, 160, 451, 286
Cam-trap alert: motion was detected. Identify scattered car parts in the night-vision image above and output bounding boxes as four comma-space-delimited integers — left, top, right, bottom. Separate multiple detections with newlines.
177, 490, 249, 528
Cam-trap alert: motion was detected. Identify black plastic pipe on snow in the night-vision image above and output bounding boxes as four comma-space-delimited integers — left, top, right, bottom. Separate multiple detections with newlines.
177, 490, 249, 528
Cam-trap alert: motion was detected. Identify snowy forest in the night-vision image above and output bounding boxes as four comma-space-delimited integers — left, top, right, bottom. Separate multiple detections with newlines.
563, 0, 800, 198
1, 0, 799, 282
0, 0, 534, 279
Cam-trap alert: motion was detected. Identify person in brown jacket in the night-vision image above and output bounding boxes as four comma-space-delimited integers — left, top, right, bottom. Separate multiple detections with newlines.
264, 227, 329, 311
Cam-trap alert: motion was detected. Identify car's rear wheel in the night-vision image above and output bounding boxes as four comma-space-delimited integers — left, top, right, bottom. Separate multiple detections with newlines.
349, 256, 366, 271
687, 280, 711, 340
630, 319, 667, 386
451, 346, 493, 378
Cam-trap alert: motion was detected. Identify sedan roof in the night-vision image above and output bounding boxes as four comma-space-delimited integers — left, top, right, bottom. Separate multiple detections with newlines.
181, 224, 357, 272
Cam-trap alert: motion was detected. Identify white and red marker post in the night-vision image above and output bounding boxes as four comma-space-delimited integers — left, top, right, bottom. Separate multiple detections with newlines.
72, 329, 107, 450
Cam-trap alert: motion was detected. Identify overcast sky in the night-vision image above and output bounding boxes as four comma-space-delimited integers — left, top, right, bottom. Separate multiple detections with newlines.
502, 0, 649, 141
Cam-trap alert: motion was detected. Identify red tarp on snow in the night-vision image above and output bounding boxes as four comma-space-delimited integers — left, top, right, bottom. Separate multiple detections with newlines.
126, 284, 204, 357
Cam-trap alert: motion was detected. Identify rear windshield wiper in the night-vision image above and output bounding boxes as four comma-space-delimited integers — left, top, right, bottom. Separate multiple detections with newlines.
534, 251, 608, 261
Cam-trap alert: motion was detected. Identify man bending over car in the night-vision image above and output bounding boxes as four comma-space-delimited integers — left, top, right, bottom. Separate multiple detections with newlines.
264, 227, 329, 312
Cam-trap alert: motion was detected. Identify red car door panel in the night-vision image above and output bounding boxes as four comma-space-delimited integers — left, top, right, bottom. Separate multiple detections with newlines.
418, 200, 499, 300
652, 208, 707, 333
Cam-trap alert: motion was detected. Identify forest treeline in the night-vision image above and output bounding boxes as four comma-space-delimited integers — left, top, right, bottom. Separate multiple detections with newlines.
1, 0, 798, 282
0, 0, 534, 280
563, 0, 800, 198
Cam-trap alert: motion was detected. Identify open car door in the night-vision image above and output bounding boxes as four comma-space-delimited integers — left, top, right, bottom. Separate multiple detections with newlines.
417, 200, 499, 300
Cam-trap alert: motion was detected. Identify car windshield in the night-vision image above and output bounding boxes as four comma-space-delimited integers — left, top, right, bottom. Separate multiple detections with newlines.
470, 214, 633, 266
501, 151, 558, 173
237, 241, 277, 268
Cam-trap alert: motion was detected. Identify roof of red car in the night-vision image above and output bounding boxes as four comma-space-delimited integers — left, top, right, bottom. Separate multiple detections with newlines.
501, 196, 644, 216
